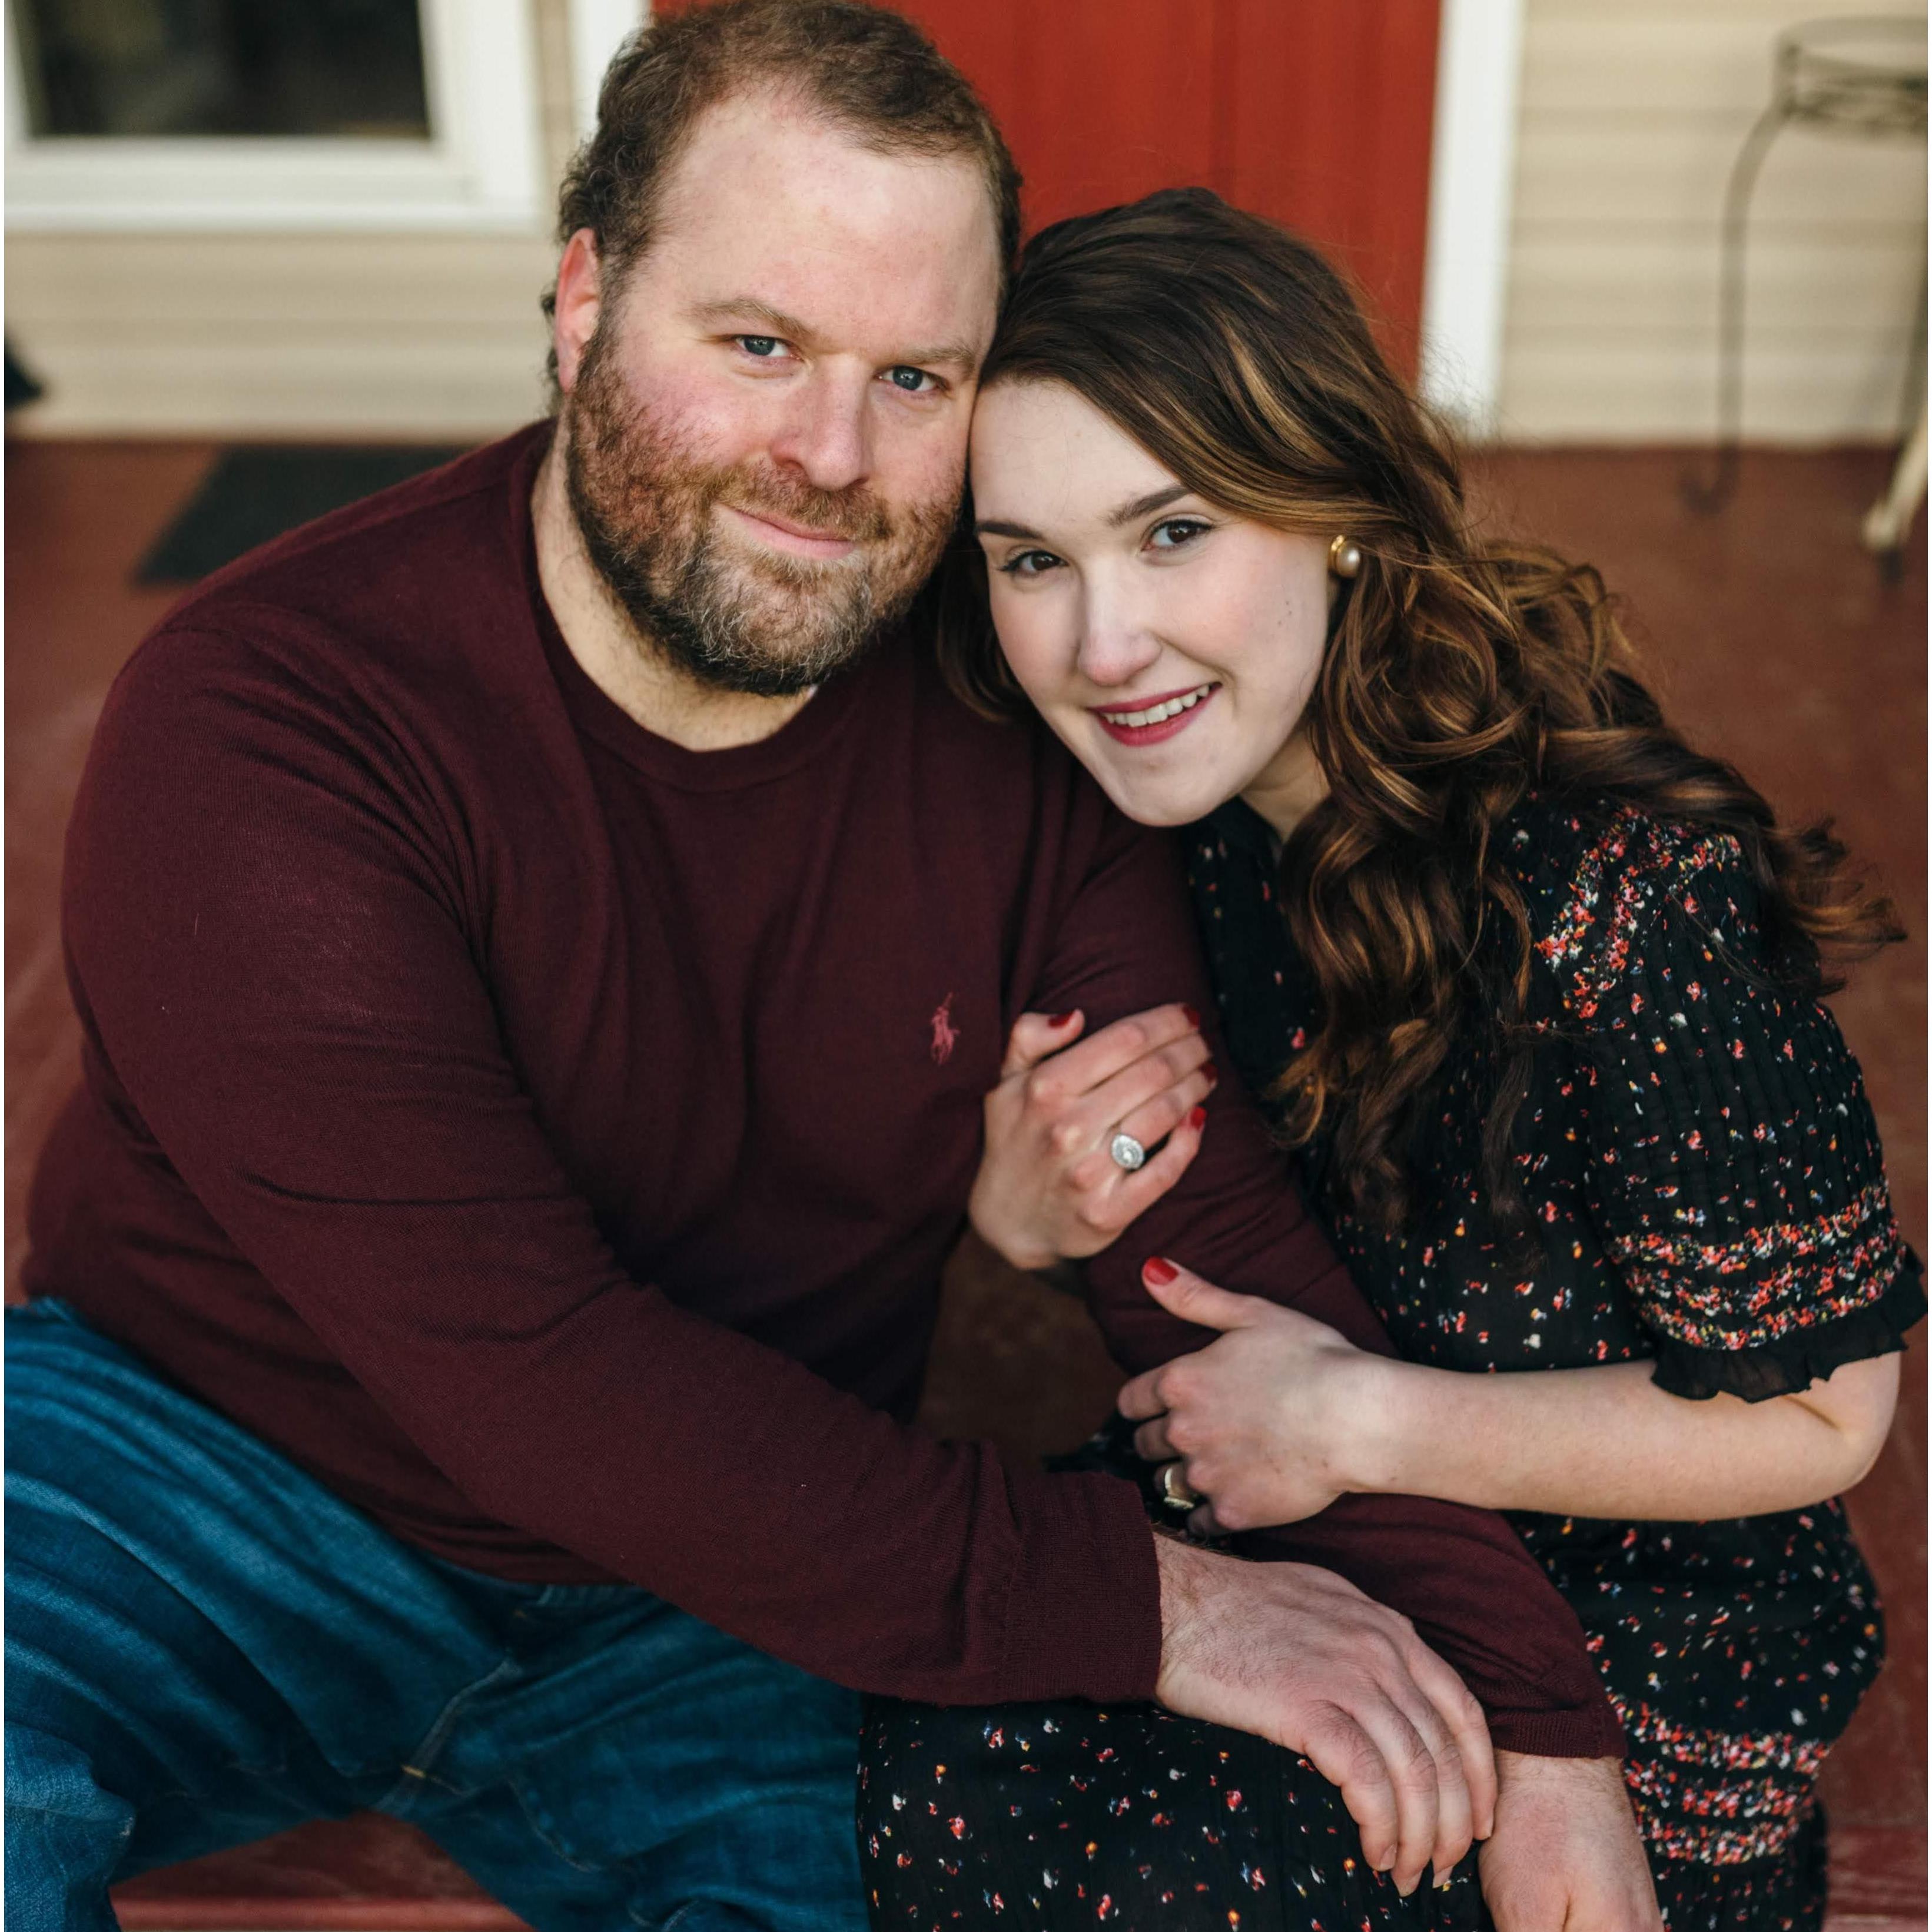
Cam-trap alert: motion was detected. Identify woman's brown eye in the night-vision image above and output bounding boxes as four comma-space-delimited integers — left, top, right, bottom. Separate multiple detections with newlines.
1151, 520, 1209, 549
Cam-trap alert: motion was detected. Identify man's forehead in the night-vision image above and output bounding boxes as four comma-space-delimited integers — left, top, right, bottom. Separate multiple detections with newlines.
640, 89, 1000, 351
659, 85, 986, 216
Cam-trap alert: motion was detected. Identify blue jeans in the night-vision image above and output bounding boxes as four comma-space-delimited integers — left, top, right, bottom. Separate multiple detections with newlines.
5, 1301, 865, 1932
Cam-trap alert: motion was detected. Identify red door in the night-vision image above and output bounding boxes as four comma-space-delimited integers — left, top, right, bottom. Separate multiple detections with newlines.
655, 0, 1442, 373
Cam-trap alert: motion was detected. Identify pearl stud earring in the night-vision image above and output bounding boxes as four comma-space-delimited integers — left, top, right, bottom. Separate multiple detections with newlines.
1328, 535, 1363, 579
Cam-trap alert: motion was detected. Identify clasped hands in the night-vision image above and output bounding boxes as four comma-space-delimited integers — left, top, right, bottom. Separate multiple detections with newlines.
971, 1001, 1383, 1527
973, 1006, 1662, 1930
1135, 1267, 1658, 1928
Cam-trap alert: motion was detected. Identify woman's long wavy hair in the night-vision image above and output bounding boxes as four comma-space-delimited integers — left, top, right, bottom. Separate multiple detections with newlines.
935, 187, 1900, 1239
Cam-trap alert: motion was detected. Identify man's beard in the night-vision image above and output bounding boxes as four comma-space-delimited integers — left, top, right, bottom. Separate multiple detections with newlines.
563, 330, 958, 698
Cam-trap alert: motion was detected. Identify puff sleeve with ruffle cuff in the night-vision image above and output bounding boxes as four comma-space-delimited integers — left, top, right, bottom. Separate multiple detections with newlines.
1642, 1243, 1923, 1403
1536, 806, 1922, 1405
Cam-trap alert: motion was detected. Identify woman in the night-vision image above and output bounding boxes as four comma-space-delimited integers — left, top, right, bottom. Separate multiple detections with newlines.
859, 190, 1921, 1931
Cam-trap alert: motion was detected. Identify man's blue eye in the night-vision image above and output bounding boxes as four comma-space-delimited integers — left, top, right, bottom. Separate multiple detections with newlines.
886, 367, 936, 393
738, 336, 780, 357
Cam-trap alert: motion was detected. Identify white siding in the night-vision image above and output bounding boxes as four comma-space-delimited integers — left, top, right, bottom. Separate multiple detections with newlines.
5, 232, 559, 438
1499, 0, 1926, 444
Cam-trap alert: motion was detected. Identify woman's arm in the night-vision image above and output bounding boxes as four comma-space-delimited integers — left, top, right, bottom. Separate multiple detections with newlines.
1349, 1350, 1896, 1521
971, 1000, 1905, 1525
1120, 1262, 1901, 1529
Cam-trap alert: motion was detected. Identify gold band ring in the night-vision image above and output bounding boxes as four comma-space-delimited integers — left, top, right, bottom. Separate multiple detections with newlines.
1156, 1460, 1199, 1511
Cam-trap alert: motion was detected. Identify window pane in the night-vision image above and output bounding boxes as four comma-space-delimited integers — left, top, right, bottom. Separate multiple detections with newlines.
14, 0, 431, 139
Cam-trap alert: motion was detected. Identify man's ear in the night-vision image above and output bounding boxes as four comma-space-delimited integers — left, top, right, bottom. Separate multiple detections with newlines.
552, 228, 603, 396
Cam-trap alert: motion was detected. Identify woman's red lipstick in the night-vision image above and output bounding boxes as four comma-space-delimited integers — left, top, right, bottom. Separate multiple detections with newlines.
1087, 682, 1220, 747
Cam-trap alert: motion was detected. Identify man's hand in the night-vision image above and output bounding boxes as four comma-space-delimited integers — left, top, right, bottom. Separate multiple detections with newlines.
1153, 1531, 1496, 1897
1480, 1752, 1660, 1932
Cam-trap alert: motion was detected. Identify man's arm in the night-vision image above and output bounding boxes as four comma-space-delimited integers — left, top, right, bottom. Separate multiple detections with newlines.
1007, 785, 1625, 1761
61, 626, 1161, 1708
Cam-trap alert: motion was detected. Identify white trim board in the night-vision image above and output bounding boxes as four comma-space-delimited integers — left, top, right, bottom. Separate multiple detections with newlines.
569, 0, 649, 142
4, 0, 545, 233
1418, 0, 1528, 441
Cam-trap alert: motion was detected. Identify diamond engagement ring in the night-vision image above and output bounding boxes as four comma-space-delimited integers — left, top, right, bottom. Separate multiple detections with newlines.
1157, 1460, 1198, 1510
1109, 1132, 1147, 1171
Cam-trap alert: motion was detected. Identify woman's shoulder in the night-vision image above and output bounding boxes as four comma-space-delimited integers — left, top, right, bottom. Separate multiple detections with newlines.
1503, 791, 1761, 1025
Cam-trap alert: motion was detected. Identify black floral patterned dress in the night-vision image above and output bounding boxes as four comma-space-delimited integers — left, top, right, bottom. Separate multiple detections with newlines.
858, 789, 1920, 1932
1183, 790, 1923, 1930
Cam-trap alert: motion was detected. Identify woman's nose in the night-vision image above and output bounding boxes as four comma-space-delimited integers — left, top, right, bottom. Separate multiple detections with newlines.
1075, 605, 1163, 691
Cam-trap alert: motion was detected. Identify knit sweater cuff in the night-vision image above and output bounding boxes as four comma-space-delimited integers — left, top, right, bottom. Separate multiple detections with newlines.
1000, 1468, 1163, 1705
1488, 1695, 1629, 1760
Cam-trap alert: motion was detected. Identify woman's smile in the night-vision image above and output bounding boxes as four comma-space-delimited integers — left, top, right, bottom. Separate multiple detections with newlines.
1088, 680, 1220, 745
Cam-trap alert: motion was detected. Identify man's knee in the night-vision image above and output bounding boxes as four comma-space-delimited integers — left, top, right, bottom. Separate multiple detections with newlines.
5, 1722, 135, 1932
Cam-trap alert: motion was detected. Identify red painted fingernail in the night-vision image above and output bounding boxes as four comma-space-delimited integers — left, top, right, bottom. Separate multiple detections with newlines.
1143, 1256, 1179, 1286
1183, 1004, 1201, 1028
1187, 1105, 1206, 1129
1047, 1012, 1076, 1026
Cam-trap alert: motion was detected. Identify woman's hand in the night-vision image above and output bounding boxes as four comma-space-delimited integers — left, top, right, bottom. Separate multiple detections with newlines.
1480, 1752, 1661, 1932
1124, 1265, 1904, 1528
968, 1005, 1213, 1272
1118, 1257, 1389, 1531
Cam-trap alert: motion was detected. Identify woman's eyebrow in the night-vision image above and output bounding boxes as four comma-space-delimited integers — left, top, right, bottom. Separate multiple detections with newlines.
1107, 483, 1191, 527
976, 484, 1193, 542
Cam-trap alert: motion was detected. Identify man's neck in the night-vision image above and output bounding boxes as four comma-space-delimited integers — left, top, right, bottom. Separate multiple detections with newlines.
530, 436, 815, 752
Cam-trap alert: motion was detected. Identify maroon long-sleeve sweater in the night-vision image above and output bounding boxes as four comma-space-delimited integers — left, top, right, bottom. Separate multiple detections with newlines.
27, 425, 1619, 1756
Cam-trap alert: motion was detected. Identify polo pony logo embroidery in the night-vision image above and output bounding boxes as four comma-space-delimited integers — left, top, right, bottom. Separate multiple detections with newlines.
930, 992, 960, 1065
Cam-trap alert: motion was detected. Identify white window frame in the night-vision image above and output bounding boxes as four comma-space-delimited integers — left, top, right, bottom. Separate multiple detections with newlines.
4, 0, 544, 231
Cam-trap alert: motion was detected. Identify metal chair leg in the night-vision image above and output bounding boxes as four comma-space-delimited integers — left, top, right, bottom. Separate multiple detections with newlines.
1860, 264, 1927, 574
1685, 102, 1792, 511
1861, 403, 1926, 572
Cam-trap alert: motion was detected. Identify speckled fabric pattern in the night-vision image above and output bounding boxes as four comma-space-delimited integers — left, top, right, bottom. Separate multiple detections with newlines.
1184, 789, 1920, 1922
858, 1687, 1831, 1930
859, 1696, 1488, 1930
857, 790, 1912, 1931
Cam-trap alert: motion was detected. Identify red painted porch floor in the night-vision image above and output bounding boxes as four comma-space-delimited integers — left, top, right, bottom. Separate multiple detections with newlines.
6, 438, 1923, 1928
99, 1813, 1932, 1930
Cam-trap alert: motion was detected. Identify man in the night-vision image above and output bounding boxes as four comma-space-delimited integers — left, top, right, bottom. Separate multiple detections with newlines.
5, 5, 1657, 1930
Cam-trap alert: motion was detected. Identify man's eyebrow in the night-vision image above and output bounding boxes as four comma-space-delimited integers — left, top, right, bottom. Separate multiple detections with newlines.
693, 297, 818, 341
895, 338, 982, 373
693, 297, 979, 373
1107, 483, 1191, 528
